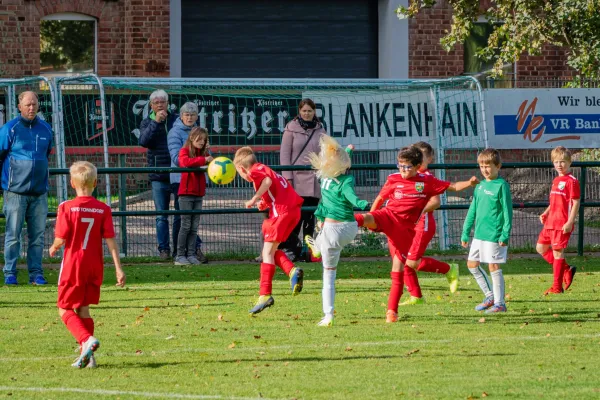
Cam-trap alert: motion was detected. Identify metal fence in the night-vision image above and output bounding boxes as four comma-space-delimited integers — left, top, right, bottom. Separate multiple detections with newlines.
1, 161, 596, 260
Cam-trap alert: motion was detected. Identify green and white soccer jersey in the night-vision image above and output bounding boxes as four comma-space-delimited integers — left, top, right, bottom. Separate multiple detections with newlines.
461, 177, 513, 244
314, 174, 369, 222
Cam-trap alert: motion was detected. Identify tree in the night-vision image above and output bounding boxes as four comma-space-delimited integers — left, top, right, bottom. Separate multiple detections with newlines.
397, 1, 600, 85
40, 20, 94, 71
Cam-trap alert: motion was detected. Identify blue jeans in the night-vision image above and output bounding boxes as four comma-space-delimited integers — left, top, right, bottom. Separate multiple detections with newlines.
171, 183, 202, 255
3, 191, 48, 278
152, 181, 202, 253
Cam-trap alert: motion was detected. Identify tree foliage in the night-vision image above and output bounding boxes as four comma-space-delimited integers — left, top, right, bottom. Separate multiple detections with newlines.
397, 1, 600, 83
40, 20, 94, 70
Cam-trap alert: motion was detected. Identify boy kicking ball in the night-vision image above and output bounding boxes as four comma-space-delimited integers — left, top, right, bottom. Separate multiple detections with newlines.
461, 148, 512, 313
355, 146, 478, 323
536, 146, 580, 295
50, 161, 126, 368
234, 147, 304, 315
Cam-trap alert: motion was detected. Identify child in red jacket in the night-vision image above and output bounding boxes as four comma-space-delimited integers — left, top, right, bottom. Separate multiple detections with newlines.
175, 127, 213, 265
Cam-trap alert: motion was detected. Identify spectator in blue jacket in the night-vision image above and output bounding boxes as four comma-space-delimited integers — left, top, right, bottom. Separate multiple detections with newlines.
139, 89, 179, 260
167, 101, 208, 263
0, 91, 54, 285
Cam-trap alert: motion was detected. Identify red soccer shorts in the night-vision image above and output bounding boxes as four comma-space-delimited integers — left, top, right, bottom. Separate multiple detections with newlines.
57, 283, 101, 309
262, 206, 301, 243
407, 228, 435, 261
538, 228, 572, 250
370, 208, 415, 262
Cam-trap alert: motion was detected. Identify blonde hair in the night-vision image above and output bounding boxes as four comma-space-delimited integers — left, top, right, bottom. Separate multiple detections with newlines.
551, 146, 572, 162
70, 161, 97, 188
308, 136, 351, 179
234, 146, 257, 168
477, 148, 501, 166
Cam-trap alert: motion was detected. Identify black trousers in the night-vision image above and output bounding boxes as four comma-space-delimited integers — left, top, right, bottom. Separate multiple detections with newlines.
280, 196, 320, 258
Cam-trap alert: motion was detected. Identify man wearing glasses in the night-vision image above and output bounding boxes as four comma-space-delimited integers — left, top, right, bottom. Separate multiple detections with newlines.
139, 89, 179, 260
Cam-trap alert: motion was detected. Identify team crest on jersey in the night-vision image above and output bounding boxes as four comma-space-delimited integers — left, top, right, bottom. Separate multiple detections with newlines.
415, 182, 424, 193
393, 189, 403, 199
558, 181, 566, 190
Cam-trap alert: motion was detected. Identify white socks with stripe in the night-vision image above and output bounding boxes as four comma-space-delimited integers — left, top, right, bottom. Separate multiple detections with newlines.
469, 266, 493, 299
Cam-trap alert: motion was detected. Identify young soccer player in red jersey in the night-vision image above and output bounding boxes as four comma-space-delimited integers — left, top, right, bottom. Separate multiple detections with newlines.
536, 146, 580, 295
401, 142, 459, 305
233, 146, 305, 315
49, 161, 126, 368
355, 146, 478, 323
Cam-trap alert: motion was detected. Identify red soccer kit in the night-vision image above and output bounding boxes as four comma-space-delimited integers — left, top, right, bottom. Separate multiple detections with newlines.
56, 196, 115, 309
248, 163, 303, 243
538, 173, 580, 250
407, 169, 437, 261
373, 172, 450, 261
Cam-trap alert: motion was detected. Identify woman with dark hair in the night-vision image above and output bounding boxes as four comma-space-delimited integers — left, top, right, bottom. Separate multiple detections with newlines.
279, 99, 328, 261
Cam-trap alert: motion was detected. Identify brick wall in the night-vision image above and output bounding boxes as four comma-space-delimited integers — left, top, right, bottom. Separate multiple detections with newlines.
409, 0, 574, 81
0, 0, 169, 78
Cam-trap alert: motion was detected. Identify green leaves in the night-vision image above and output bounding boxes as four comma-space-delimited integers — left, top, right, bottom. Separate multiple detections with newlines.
400, 0, 600, 82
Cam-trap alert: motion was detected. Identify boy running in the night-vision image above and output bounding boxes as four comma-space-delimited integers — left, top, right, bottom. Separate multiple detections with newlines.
461, 148, 512, 313
50, 161, 126, 368
355, 146, 478, 323
536, 146, 580, 295
304, 137, 369, 326
402, 141, 459, 305
234, 146, 304, 315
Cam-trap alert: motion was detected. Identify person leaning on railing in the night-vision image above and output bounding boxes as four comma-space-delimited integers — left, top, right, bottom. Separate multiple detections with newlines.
279, 98, 328, 262
139, 89, 179, 261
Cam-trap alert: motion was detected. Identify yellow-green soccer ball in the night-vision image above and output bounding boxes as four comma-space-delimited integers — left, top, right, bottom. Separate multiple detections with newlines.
207, 156, 236, 185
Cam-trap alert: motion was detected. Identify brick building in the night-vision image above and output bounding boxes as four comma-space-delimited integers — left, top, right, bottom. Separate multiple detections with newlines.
0, 0, 573, 82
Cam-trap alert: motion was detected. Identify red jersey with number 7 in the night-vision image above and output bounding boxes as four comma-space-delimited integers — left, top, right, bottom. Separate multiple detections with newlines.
545, 173, 580, 230
55, 196, 115, 287
249, 163, 303, 217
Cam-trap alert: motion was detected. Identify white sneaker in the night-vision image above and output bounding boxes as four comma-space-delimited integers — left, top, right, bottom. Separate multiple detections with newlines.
72, 336, 100, 368
317, 315, 334, 327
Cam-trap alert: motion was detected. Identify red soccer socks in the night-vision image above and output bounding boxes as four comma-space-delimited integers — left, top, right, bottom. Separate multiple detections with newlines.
259, 263, 276, 296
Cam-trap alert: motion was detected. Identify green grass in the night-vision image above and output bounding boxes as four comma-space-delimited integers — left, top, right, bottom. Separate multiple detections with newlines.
2, 257, 600, 399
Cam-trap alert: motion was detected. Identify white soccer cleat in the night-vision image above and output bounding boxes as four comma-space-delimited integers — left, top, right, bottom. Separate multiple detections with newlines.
317, 315, 334, 327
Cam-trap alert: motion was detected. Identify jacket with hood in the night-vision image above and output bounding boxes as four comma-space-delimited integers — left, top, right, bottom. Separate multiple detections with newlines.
167, 117, 193, 184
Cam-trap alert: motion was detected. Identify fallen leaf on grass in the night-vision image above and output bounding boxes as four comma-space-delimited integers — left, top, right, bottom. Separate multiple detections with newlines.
228, 342, 236, 349
165, 335, 175, 340
135, 349, 143, 355
482, 392, 489, 397
218, 314, 224, 321
144, 307, 150, 311
553, 314, 560, 318
345, 347, 352, 352
254, 335, 262, 339
479, 318, 486, 323
406, 349, 419, 356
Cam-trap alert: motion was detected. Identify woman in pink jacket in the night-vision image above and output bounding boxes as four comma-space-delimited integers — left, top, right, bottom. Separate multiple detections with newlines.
279, 99, 328, 261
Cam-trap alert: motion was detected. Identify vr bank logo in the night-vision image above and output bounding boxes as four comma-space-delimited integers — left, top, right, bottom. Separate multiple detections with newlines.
493, 97, 594, 143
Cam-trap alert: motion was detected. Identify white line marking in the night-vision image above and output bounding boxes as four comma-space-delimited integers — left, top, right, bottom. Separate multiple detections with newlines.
1, 333, 598, 362
0, 386, 277, 400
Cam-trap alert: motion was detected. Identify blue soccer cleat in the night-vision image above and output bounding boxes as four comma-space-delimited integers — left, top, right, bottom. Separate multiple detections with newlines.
249, 295, 275, 315
4, 275, 17, 286
29, 275, 48, 285
485, 304, 507, 314
72, 336, 100, 368
289, 267, 304, 295
475, 296, 494, 311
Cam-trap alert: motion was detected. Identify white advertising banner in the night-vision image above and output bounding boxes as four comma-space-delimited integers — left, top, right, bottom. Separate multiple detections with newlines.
303, 90, 486, 150
485, 89, 600, 149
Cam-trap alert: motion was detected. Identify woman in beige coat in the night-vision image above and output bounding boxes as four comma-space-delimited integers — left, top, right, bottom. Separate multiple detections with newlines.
279, 99, 328, 261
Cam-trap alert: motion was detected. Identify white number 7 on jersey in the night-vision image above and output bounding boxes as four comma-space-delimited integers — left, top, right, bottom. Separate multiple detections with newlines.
81, 218, 95, 250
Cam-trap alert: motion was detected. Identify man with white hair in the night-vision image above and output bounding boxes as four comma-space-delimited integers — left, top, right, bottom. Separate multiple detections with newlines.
139, 89, 179, 260
0, 91, 53, 285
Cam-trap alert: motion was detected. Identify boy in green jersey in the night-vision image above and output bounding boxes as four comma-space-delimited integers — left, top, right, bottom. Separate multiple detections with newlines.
461, 148, 513, 313
304, 136, 369, 326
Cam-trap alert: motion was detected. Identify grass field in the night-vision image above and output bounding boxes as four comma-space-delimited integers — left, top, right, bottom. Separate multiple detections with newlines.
1, 257, 600, 399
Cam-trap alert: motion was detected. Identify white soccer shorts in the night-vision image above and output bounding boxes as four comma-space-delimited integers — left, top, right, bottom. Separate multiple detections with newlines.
315, 221, 359, 268
467, 238, 508, 264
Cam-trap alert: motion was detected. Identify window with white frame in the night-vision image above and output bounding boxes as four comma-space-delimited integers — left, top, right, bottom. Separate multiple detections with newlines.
40, 13, 96, 77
